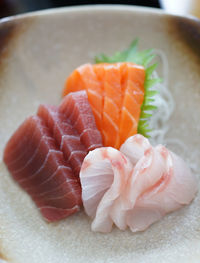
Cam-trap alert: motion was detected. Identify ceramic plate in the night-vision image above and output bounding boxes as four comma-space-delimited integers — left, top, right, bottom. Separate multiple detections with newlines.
0, 5, 199, 263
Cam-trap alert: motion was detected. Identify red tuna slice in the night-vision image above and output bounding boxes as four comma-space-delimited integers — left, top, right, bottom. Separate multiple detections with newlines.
30, 169, 75, 197
18, 151, 70, 191
4, 117, 53, 180
59, 90, 103, 152
26, 166, 72, 196
33, 182, 81, 221
3, 116, 82, 222
34, 184, 81, 210
32, 179, 80, 201
37, 104, 87, 177
39, 205, 79, 222
11, 136, 56, 180
3, 117, 49, 168
37, 191, 81, 222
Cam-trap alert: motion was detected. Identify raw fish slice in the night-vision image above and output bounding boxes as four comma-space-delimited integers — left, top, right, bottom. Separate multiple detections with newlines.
80, 147, 133, 232
7, 126, 50, 169
18, 151, 67, 189
12, 138, 56, 180
37, 104, 87, 177
63, 64, 103, 130
59, 90, 103, 151
37, 105, 74, 144
63, 63, 145, 149
4, 117, 55, 180
124, 146, 169, 210
80, 134, 197, 233
127, 145, 198, 232
33, 178, 79, 200
4, 116, 82, 222
101, 64, 122, 148
119, 63, 145, 145
4, 117, 49, 167
4, 117, 37, 164
120, 134, 151, 166
34, 186, 81, 209
108, 145, 166, 231
27, 166, 72, 196
39, 204, 80, 222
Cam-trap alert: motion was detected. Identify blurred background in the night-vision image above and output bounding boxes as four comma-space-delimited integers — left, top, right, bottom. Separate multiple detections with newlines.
1, 0, 161, 18
0, 0, 200, 19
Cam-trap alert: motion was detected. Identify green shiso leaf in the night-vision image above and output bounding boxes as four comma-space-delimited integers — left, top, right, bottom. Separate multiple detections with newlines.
95, 39, 161, 138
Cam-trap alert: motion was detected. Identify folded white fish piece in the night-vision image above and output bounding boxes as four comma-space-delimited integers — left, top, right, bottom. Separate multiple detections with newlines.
80, 135, 198, 233
125, 144, 198, 232
80, 147, 133, 232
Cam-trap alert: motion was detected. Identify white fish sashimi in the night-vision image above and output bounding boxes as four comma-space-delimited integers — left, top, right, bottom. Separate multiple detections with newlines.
80, 135, 198, 233
127, 144, 198, 232
80, 147, 133, 232
120, 134, 151, 165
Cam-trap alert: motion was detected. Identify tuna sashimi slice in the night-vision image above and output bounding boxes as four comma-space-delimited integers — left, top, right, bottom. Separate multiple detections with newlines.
3, 117, 49, 169
27, 166, 72, 196
59, 90, 103, 152
3, 116, 82, 222
18, 151, 68, 190
37, 104, 87, 177
4, 90, 103, 222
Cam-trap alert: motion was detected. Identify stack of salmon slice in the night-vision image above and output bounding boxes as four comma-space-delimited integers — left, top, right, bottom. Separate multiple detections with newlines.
63, 63, 145, 149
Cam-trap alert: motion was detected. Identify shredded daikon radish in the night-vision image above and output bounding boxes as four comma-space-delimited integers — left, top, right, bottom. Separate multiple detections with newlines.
148, 50, 198, 175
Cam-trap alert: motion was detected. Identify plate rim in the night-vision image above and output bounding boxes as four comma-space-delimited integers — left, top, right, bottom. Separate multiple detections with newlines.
0, 4, 200, 26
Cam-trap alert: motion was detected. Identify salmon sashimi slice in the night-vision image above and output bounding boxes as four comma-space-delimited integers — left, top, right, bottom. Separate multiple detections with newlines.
37, 104, 87, 177
63, 64, 103, 131
59, 90, 103, 151
119, 63, 145, 145
3, 116, 82, 222
63, 63, 145, 149
100, 64, 122, 148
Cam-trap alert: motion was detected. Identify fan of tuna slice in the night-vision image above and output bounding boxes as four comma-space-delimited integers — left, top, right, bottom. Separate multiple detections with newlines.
37, 104, 87, 178
4, 116, 82, 222
3, 90, 103, 222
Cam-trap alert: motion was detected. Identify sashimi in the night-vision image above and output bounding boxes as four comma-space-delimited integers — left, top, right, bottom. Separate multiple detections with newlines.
126, 145, 197, 232
37, 104, 87, 177
62, 63, 145, 148
3, 90, 103, 222
119, 63, 145, 146
59, 90, 103, 151
4, 116, 82, 222
80, 147, 133, 232
80, 134, 197, 233
63, 64, 103, 131
100, 63, 122, 148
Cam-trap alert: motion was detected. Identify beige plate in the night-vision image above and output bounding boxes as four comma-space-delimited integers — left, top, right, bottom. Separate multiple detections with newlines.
0, 5, 200, 263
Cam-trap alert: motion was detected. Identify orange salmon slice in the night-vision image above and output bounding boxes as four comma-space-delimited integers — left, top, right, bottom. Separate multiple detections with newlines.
63, 62, 145, 149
